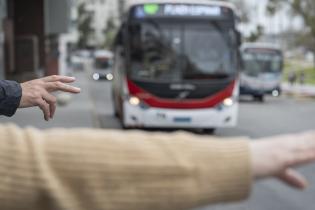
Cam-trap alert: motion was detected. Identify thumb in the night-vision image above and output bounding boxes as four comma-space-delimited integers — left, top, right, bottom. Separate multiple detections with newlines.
277, 168, 309, 190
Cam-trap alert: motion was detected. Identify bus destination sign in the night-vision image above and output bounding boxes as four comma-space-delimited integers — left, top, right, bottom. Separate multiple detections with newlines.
132, 4, 232, 19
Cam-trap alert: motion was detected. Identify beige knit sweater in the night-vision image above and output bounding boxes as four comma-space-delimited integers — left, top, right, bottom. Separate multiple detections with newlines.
0, 124, 251, 210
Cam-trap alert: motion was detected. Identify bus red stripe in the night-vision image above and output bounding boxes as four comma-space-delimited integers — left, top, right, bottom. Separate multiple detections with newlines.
127, 80, 236, 109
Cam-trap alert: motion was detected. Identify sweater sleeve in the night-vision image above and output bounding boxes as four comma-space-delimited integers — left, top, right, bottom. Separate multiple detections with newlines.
0, 80, 22, 117
0, 124, 252, 210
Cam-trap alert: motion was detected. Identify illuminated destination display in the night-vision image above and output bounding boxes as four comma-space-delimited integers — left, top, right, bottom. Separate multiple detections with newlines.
132, 4, 233, 19
164, 4, 221, 16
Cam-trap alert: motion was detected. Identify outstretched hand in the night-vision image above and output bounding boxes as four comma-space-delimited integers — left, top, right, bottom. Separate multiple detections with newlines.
251, 132, 315, 189
19, 75, 81, 121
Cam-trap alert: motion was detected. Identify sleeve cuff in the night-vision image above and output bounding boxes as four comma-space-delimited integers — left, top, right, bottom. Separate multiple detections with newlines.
0, 80, 22, 117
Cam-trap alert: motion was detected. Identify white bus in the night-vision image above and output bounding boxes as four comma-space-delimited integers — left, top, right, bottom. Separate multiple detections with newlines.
112, 0, 242, 132
240, 43, 284, 102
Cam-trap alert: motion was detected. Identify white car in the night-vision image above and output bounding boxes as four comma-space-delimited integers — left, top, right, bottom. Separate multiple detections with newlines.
92, 50, 114, 81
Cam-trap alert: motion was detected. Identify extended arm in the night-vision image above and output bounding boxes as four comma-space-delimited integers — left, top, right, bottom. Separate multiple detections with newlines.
0, 125, 251, 210
0, 124, 314, 210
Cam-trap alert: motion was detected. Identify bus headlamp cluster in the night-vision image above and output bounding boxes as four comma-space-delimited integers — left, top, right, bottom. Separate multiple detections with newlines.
223, 98, 234, 107
128, 96, 150, 109
129, 96, 141, 106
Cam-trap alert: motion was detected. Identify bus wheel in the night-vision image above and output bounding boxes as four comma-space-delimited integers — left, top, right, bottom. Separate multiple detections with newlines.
203, 128, 216, 135
113, 102, 119, 118
113, 106, 119, 118
119, 107, 130, 130
119, 115, 126, 129
120, 120, 131, 130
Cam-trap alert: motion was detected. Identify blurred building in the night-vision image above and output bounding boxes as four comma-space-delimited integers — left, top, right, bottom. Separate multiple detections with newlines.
0, 0, 71, 81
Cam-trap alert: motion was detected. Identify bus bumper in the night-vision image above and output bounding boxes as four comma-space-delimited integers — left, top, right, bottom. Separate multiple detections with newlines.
123, 102, 238, 129
240, 85, 281, 97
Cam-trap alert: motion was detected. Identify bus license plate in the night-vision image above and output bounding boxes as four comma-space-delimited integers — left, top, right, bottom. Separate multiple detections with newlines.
173, 117, 192, 123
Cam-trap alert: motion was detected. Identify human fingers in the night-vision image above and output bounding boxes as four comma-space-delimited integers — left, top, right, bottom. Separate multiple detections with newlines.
42, 91, 57, 119
278, 169, 308, 190
37, 99, 50, 121
44, 81, 81, 94
42, 75, 76, 83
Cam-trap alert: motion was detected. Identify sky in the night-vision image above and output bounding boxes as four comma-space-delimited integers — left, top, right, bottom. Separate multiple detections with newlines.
239, 0, 303, 35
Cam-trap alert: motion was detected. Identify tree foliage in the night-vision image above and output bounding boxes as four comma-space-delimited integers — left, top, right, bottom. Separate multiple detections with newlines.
267, 0, 315, 51
77, 3, 94, 49
221, 0, 264, 42
103, 18, 118, 49
247, 25, 264, 42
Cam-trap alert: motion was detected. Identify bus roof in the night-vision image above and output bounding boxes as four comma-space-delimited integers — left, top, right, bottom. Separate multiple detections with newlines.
126, 0, 237, 14
241, 42, 282, 51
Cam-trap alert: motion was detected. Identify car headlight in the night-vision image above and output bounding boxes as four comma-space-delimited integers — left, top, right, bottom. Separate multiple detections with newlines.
93, 73, 100, 81
106, 73, 114, 81
223, 98, 234, 107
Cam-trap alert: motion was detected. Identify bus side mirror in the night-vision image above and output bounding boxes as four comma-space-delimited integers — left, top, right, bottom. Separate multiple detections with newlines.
236, 30, 242, 47
239, 52, 244, 71
116, 46, 125, 57
120, 50, 125, 57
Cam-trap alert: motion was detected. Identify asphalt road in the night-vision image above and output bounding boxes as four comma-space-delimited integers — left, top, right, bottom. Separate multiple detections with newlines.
89, 78, 315, 210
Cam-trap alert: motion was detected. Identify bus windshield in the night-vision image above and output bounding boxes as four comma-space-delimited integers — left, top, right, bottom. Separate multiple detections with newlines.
242, 50, 282, 76
94, 58, 112, 70
128, 20, 236, 82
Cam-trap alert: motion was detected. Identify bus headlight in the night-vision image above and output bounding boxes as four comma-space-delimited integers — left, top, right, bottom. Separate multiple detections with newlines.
223, 98, 234, 107
129, 96, 141, 106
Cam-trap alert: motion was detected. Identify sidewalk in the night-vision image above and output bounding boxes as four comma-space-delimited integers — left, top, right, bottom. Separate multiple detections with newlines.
0, 71, 96, 129
282, 83, 315, 98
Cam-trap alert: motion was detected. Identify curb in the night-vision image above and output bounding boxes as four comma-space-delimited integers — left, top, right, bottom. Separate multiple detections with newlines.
283, 91, 315, 99
282, 84, 315, 99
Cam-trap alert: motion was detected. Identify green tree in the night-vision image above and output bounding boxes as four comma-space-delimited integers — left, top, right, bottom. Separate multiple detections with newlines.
103, 18, 117, 49
247, 25, 264, 42
267, 0, 315, 66
221, 0, 265, 42
77, 3, 94, 49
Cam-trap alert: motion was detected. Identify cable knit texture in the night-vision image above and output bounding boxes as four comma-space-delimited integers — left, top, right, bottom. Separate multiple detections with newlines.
0, 124, 251, 210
